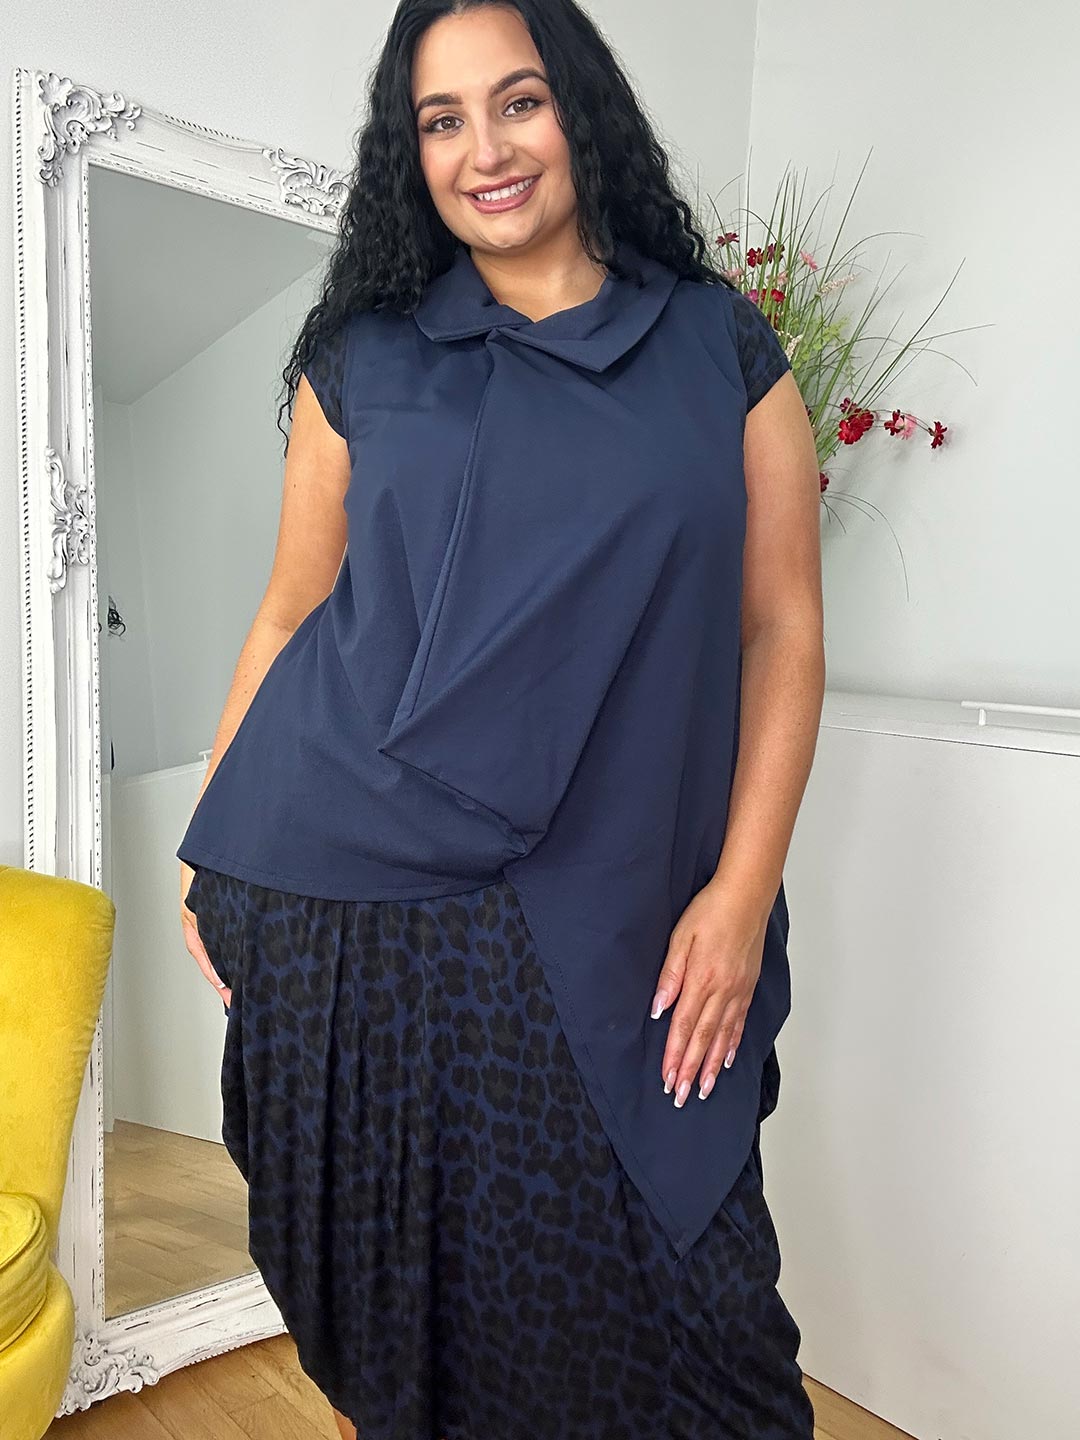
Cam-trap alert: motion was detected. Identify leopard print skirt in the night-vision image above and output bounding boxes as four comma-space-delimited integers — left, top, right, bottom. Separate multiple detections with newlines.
184, 864, 814, 1440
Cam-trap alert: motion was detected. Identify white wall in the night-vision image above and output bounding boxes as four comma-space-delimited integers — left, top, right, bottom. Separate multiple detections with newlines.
0, 0, 756, 865
95, 269, 332, 781
748, 0, 1079, 704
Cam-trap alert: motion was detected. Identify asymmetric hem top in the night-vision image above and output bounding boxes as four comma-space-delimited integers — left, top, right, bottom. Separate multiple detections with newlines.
177, 239, 794, 1258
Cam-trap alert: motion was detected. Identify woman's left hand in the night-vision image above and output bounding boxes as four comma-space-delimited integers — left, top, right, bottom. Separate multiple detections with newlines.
650, 879, 768, 1107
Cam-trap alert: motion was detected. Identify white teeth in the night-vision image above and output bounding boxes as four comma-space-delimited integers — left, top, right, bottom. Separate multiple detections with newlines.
473, 176, 535, 202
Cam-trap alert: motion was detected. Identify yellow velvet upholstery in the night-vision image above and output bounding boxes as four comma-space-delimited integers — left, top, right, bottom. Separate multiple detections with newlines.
0, 865, 116, 1440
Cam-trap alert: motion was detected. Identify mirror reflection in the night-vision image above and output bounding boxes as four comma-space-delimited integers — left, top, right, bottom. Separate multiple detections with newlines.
88, 163, 334, 1320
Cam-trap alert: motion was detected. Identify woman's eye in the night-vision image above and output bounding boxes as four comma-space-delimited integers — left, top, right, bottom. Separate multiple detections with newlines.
421, 96, 541, 134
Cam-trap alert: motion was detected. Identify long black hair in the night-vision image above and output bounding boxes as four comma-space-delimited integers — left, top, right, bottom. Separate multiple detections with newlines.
278, 0, 733, 453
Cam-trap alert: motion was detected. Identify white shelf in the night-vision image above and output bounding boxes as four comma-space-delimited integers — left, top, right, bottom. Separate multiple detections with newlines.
821, 688, 1080, 756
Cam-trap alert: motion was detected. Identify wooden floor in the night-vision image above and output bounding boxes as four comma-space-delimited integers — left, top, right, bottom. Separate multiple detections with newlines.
103, 1119, 255, 1318
44, 1330, 914, 1439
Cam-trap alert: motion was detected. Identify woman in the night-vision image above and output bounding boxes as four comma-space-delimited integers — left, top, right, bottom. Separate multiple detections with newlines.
179, 1, 825, 1436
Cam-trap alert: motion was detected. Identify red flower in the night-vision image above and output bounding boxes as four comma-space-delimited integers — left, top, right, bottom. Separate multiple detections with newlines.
715, 230, 739, 245
930, 421, 947, 448
746, 247, 763, 267
819, 472, 830, 493
837, 405, 875, 445
883, 409, 906, 435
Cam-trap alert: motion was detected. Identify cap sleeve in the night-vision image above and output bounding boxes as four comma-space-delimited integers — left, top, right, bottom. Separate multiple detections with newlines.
729, 289, 792, 411
302, 322, 348, 438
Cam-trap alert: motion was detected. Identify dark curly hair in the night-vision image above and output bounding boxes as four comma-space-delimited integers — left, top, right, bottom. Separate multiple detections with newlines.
278, 0, 733, 454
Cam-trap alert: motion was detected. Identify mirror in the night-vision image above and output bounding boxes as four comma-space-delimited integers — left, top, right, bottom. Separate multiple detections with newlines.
15, 67, 349, 1407
86, 164, 336, 1319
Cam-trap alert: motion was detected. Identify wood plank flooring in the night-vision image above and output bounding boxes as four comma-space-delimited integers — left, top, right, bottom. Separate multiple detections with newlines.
103, 1120, 255, 1318
45, 1331, 914, 1439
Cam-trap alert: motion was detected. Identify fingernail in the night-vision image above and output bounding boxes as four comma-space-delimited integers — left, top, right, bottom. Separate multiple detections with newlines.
664, 1068, 676, 1094
723, 1047, 736, 1068
650, 989, 669, 1019
699, 1073, 715, 1100
674, 1078, 690, 1108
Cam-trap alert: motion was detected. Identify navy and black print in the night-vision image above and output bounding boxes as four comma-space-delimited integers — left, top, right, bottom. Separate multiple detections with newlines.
185, 864, 815, 1440
302, 321, 348, 436
729, 288, 793, 410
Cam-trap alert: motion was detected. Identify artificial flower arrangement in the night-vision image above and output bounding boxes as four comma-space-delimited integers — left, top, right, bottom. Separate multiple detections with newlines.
700, 155, 974, 576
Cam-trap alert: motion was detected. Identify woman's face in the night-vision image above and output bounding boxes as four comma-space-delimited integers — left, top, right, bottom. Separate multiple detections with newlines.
412, 5, 579, 259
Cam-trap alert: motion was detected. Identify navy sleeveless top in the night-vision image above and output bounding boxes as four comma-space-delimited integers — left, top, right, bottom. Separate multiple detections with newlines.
177, 239, 793, 1258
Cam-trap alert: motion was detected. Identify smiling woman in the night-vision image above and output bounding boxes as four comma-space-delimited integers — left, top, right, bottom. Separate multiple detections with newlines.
411, 28, 613, 314
176, 2, 823, 1437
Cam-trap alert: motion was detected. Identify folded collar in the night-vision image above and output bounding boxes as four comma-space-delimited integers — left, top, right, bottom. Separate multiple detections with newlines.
412, 238, 679, 373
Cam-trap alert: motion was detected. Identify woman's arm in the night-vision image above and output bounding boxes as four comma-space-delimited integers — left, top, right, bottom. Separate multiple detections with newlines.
181, 377, 352, 1000
192, 376, 351, 806
709, 367, 826, 920
651, 368, 824, 1104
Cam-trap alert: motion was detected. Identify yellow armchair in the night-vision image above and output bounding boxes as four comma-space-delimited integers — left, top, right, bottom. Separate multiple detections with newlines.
0, 865, 115, 1440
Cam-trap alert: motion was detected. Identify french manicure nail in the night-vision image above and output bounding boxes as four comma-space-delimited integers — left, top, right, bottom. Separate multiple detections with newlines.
650, 989, 669, 1019
723, 1047, 736, 1068
699, 1073, 714, 1100
674, 1078, 690, 1107
664, 1068, 676, 1094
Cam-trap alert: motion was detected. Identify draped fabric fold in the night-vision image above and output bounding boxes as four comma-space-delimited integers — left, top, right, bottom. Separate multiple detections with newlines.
178, 239, 794, 1256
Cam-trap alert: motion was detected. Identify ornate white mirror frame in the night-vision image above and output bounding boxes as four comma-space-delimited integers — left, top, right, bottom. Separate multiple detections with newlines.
12, 66, 348, 1416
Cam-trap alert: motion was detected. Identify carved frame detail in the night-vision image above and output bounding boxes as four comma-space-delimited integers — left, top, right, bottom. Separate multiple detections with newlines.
12, 66, 348, 1417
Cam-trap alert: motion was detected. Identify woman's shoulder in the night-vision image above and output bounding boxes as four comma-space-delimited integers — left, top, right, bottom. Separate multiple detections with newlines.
725, 290, 792, 409
345, 303, 426, 363
302, 306, 414, 437
671, 278, 792, 409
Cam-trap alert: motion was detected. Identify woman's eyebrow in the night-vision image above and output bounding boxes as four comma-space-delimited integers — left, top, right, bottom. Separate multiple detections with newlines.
414, 67, 549, 118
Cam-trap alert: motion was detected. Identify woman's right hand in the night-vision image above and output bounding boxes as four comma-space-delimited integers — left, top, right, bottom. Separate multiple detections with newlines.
180, 861, 232, 1009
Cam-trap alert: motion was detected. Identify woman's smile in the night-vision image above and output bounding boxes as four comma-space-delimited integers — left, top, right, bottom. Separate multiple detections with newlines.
465, 173, 540, 213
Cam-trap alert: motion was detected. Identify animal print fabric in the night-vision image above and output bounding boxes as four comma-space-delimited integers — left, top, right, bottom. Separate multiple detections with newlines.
184, 865, 815, 1439
302, 322, 348, 437
729, 288, 793, 410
